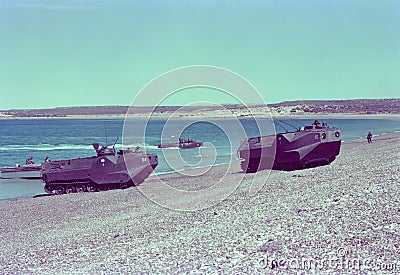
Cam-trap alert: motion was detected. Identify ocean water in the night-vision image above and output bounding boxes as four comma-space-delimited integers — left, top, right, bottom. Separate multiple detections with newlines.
0, 118, 399, 200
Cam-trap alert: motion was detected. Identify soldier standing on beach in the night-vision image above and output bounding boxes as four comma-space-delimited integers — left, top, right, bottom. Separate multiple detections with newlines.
367, 132, 372, 143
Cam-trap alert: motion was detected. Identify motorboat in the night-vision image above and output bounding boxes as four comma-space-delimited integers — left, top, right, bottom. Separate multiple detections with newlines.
1, 164, 42, 179
158, 138, 203, 149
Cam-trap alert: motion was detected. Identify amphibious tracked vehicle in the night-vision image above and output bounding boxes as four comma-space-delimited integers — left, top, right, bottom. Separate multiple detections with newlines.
41, 143, 158, 195
238, 124, 341, 173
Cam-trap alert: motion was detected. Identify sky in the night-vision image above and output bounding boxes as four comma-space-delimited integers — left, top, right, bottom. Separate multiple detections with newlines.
0, 0, 399, 109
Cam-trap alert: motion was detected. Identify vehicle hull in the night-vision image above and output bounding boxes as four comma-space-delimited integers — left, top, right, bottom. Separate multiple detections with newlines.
41, 146, 158, 195
238, 127, 341, 172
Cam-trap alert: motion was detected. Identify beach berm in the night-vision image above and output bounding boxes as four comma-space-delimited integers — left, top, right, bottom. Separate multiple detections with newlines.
0, 133, 399, 273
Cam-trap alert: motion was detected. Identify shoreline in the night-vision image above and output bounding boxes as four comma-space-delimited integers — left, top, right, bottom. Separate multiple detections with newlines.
0, 113, 400, 120
0, 131, 399, 203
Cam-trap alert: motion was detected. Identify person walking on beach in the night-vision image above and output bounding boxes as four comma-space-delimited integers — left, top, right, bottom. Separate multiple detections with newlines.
367, 132, 373, 143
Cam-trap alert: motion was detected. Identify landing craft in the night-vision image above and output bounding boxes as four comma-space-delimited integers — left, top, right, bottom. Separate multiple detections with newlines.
41, 142, 158, 194
158, 138, 203, 149
238, 122, 341, 172
0, 164, 42, 179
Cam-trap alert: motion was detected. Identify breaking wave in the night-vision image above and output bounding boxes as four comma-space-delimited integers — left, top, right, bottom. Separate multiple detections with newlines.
0, 143, 159, 151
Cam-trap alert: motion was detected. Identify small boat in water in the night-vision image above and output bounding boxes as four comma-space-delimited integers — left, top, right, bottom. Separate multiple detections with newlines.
158, 138, 203, 149
0, 164, 42, 179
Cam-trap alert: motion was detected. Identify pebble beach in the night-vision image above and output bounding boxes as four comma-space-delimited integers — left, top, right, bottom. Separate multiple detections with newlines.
0, 133, 399, 273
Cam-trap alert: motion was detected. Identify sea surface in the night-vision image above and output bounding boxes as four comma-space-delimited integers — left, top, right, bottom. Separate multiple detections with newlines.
0, 118, 399, 201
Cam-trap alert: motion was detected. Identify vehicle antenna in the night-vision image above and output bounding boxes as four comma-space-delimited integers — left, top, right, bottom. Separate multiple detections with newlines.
276, 119, 299, 131
103, 120, 108, 146
274, 120, 289, 132
288, 117, 307, 126
112, 137, 119, 149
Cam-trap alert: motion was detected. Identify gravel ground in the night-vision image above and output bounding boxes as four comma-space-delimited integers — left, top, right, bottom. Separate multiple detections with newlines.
0, 133, 399, 274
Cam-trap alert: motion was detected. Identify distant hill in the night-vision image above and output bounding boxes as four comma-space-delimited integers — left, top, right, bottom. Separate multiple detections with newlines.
0, 105, 218, 117
267, 98, 400, 115
0, 99, 399, 118
0, 106, 129, 118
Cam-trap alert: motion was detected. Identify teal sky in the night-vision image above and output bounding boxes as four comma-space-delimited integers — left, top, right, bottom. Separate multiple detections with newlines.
0, 0, 399, 109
